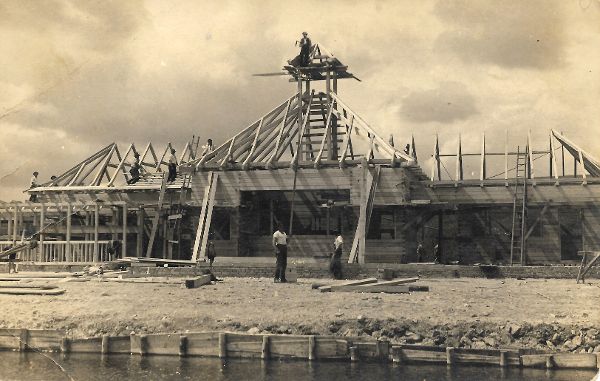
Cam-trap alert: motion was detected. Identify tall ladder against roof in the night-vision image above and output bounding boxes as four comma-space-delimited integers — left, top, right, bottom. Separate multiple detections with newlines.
510, 146, 528, 265
192, 171, 218, 262
145, 172, 169, 257
166, 174, 191, 259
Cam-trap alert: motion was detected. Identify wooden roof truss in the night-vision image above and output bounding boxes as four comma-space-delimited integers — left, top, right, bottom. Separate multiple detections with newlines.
39, 140, 199, 189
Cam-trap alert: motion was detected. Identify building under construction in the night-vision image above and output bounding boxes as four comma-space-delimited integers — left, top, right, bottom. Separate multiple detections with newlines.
3, 43, 600, 267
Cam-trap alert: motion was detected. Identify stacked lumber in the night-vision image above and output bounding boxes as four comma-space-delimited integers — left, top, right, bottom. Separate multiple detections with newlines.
316, 277, 428, 294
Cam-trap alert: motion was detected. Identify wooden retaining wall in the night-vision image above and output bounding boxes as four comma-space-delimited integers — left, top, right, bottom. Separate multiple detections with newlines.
1, 328, 599, 371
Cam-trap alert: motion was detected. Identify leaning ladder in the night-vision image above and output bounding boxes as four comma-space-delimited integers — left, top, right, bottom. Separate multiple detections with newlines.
192, 172, 218, 262
510, 146, 528, 265
145, 172, 169, 258
166, 174, 191, 259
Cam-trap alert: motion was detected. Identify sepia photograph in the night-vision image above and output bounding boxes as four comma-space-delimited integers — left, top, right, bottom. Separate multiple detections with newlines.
0, 1, 599, 380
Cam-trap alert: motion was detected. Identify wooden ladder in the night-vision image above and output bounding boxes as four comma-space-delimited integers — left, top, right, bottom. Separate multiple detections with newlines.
510, 146, 528, 265
348, 165, 381, 264
166, 174, 191, 259
145, 172, 169, 258
191, 172, 218, 262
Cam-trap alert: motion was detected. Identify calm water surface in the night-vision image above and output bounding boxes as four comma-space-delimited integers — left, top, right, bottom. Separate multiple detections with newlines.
0, 352, 595, 381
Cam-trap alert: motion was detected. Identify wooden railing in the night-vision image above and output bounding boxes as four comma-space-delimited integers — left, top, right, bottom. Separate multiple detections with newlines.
0, 240, 114, 262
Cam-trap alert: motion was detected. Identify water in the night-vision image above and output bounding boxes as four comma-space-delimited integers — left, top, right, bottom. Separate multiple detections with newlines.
0, 352, 595, 381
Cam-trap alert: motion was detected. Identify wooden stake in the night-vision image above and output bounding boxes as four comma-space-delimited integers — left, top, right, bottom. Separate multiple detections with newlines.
60, 337, 70, 354
261, 335, 270, 360
308, 335, 316, 360
179, 335, 188, 357
101, 335, 109, 354
500, 350, 508, 367
219, 333, 227, 358
350, 346, 358, 362
446, 347, 454, 365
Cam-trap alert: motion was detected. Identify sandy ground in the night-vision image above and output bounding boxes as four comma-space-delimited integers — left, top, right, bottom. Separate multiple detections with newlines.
1, 275, 599, 351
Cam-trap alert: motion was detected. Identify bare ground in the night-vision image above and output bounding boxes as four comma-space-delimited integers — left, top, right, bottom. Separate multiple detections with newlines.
1, 275, 599, 352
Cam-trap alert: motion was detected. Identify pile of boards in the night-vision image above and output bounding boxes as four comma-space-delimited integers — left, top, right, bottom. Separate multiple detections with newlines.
0, 273, 72, 295
314, 277, 428, 294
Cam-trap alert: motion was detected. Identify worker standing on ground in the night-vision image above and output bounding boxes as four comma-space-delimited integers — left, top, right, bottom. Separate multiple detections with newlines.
297, 32, 311, 67
416, 243, 425, 263
167, 148, 177, 182
28, 171, 38, 202
330, 231, 343, 279
206, 233, 217, 268
434, 243, 441, 264
201, 139, 214, 157
272, 224, 288, 283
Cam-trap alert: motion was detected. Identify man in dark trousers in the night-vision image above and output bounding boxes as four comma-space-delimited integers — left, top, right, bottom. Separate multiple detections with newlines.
167, 148, 177, 182
272, 224, 288, 283
297, 32, 311, 67
330, 231, 343, 279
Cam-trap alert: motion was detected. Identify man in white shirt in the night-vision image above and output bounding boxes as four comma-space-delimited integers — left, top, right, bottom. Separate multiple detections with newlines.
272, 224, 288, 283
29, 171, 39, 202
201, 139, 214, 157
167, 148, 177, 182
330, 232, 343, 279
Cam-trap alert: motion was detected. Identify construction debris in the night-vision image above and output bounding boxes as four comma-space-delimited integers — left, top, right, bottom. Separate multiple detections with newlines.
317, 276, 428, 294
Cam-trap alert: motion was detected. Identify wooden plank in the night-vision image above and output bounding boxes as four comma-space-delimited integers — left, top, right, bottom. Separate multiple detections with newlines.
268, 335, 309, 358
199, 172, 219, 260
0, 288, 66, 295
330, 285, 411, 294
319, 277, 377, 292
522, 353, 598, 369
362, 277, 419, 286
184, 274, 212, 288
191, 172, 213, 261
145, 172, 168, 258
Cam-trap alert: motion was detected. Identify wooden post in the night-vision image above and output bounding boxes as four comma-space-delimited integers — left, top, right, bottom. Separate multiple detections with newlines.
179, 335, 188, 357
545, 355, 554, 369
504, 130, 509, 186
446, 347, 454, 365
349, 346, 358, 362
66, 204, 72, 262
7, 207, 12, 244
358, 160, 368, 264
12, 206, 18, 243
101, 335, 109, 354
261, 335, 270, 360
122, 204, 128, 258
269, 199, 274, 234
60, 337, 70, 354
456, 133, 463, 185
480, 132, 486, 184
162, 217, 167, 259
137, 207, 144, 258
94, 203, 99, 262
19, 329, 28, 352
308, 335, 316, 360
500, 350, 508, 367
219, 333, 227, 358
391, 345, 403, 364
139, 334, 147, 356
39, 205, 45, 262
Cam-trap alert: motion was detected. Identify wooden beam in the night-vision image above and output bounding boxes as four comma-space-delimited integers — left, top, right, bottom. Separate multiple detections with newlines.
314, 101, 336, 168
527, 130, 535, 184
91, 144, 117, 186
241, 118, 265, 169
480, 132, 486, 183
93, 203, 99, 262
136, 207, 144, 258
66, 204, 72, 262
338, 114, 354, 168
38, 205, 44, 261
265, 98, 294, 166
456, 133, 463, 185
122, 204, 128, 258
108, 144, 134, 186
524, 204, 550, 241
504, 130, 509, 185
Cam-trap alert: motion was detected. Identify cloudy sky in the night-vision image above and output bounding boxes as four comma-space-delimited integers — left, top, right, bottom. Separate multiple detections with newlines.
0, 0, 599, 199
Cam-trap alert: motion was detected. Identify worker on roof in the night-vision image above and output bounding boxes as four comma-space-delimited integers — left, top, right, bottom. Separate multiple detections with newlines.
201, 138, 214, 157
167, 148, 177, 182
127, 152, 143, 185
28, 171, 38, 202
297, 32, 311, 67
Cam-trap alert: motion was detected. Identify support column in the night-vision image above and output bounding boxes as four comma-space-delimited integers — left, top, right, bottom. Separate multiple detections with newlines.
66, 204, 72, 262
39, 205, 45, 262
12, 206, 18, 243
7, 208, 13, 243
94, 203, 99, 262
122, 205, 128, 258
136, 207, 144, 258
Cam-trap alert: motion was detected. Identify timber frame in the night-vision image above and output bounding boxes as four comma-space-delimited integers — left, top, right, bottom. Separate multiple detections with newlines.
11, 40, 600, 268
